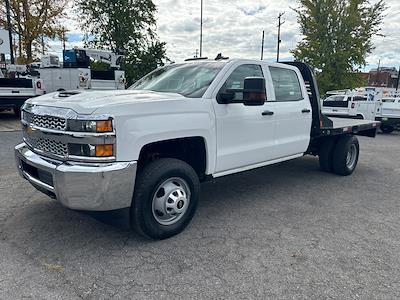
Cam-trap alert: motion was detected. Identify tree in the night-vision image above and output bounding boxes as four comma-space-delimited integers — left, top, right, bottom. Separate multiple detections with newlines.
0, 0, 68, 63
291, 0, 386, 94
77, 0, 168, 85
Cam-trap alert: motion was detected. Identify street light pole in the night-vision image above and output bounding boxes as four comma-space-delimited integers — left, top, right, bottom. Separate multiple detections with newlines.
261, 30, 265, 60
200, 0, 203, 57
5, 0, 15, 64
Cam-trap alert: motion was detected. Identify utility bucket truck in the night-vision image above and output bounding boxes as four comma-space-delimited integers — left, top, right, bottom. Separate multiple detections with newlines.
39, 48, 126, 93
0, 48, 125, 115
15, 59, 380, 239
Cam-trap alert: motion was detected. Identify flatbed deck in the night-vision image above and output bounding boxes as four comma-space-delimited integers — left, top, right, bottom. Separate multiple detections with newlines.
320, 116, 380, 137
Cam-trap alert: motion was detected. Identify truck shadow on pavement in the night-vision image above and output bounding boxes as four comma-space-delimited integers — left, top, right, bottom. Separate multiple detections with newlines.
0, 111, 21, 132
7, 156, 341, 242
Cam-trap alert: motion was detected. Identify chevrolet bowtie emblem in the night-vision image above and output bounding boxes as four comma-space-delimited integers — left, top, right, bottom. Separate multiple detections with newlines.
26, 126, 37, 135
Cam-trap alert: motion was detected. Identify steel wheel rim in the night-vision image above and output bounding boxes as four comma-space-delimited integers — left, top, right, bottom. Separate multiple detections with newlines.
152, 177, 191, 226
346, 144, 357, 169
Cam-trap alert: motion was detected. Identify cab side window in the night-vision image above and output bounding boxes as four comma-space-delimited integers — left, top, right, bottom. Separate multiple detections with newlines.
269, 67, 303, 101
218, 64, 264, 102
353, 96, 367, 101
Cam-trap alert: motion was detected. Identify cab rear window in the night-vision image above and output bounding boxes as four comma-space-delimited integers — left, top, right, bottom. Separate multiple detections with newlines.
269, 67, 303, 101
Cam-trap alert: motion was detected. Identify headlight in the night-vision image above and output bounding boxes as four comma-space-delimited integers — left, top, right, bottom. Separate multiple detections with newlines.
68, 144, 114, 157
67, 119, 113, 133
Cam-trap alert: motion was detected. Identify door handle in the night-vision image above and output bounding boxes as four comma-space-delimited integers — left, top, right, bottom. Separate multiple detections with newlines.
262, 110, 274, 116
302, 108, 311, 113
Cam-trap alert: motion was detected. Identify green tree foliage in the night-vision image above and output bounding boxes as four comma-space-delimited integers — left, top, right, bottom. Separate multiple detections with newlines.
77, 0, 167, 85
291, 0, 386, 94
0, 0, 68, 63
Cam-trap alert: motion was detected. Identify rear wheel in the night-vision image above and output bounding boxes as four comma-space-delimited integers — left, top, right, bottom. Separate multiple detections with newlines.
332, 135, 359, 176
381, 126, 394, 134
130, 158, 200, 240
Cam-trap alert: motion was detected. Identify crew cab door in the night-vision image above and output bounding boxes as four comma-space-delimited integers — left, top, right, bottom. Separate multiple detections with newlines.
212, 63, 277, 173
268, 66, 312, 157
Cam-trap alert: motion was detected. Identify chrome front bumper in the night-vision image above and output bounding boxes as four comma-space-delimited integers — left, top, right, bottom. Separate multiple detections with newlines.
15, 143, 137, 211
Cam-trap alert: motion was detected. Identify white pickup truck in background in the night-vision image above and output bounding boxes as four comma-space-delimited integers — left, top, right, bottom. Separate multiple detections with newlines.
322, 89, 400, 133
15, 59, 380, 239
377, 96, 400, 133
0, 76, 45, 115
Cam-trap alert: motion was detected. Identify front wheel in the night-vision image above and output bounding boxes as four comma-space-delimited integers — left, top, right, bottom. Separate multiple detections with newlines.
13, 107, 21, 117
130, 158, 200, 240
332, 135, 360, 176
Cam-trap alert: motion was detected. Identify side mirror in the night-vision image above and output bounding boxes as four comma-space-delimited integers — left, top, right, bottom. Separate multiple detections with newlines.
217, 91, 235, 104
243, 77, 266, 106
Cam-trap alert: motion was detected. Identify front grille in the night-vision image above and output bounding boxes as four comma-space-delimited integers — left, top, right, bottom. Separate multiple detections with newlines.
24, 111, 67, 131
24, 135, 68, 157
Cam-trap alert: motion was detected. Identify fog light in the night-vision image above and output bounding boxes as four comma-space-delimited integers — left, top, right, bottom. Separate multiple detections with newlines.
95, 144, 114, 157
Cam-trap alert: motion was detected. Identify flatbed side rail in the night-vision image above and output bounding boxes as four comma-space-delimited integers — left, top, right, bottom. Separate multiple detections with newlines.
320, 121, 380, 138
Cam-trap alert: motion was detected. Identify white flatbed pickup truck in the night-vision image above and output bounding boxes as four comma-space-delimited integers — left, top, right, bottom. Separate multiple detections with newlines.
14, 59, 380, 239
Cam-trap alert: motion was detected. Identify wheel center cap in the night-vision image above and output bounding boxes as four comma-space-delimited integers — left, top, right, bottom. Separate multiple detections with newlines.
177, 200, 184, 209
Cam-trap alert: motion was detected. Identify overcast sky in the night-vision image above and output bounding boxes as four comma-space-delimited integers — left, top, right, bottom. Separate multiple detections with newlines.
56, 0, 400, 71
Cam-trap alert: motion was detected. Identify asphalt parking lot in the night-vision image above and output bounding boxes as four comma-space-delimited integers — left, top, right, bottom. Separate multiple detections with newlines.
1, 111, 400, 299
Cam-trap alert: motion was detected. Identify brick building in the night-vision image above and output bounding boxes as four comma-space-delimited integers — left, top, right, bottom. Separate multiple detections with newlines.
368, 67, 399, 88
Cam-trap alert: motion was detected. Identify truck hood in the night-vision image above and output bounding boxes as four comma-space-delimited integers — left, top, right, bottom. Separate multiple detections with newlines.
26, 90, 186, 115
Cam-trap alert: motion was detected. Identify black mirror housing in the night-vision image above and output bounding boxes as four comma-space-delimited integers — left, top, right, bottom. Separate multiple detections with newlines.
243, 77, 266, 106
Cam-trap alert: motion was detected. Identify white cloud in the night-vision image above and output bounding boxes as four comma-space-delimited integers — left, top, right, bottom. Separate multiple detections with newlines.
153, 0, 400, 69
54, 0, 399, 70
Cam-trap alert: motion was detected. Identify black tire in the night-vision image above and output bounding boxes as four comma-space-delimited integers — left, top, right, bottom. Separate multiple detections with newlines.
13, 107, 21, 117
381, 126, 394, 134
332, 135, 359, 176
318, 138, 337, 172
130, 158, 200, 240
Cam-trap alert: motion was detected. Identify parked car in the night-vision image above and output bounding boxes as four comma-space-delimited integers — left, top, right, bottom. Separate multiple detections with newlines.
15, 59, 380, 239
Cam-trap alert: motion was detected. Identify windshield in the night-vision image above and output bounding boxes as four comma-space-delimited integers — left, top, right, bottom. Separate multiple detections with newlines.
129, 62, 226, 98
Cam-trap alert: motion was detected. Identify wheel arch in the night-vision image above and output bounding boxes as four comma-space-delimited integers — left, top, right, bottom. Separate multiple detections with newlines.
137, 136, 210, 180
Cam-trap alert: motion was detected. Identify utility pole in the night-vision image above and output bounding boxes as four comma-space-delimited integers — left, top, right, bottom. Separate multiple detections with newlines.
276, 12, 285, 62
199, 0, 203, 57
396, 66, 400, 91
377, 59, 381, 86
261, 30, 265, 60
62, 27, 66, 51
5, 0, 15, 64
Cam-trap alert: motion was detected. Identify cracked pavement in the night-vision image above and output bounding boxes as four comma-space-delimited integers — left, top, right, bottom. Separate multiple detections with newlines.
1, 112, 400, 299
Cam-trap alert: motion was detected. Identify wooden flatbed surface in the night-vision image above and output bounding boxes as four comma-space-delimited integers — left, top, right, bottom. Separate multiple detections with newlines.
325, 117, 380, 130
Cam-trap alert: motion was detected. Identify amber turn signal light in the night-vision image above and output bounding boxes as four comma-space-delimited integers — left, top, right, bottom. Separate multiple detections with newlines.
96, 120, 113, 132
95, 144, 114, 157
